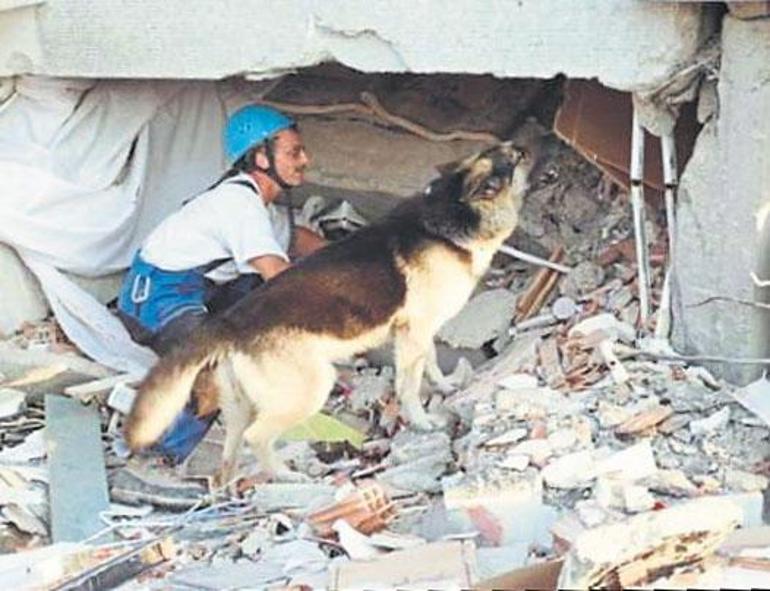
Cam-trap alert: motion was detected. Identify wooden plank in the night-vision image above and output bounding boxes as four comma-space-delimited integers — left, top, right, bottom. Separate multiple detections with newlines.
46, 395, 110, 543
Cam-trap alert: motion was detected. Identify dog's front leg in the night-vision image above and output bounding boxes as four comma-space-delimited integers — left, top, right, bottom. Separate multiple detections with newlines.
394, 325, 446, 430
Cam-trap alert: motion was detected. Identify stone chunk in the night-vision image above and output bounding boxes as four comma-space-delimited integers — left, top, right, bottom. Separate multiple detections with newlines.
438, 289, 516, 349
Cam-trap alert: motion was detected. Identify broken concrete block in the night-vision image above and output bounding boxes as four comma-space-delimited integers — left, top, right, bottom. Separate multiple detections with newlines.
646, 469, 699, 498
594, 441, 658, 482
253, 482, 338, 512
731, 377, 770, 426
496, 373, 539, 390
597, 401, 631, 429
495, 387, 568, 418
596, 477, 655, 514
546, 428, 577, 452
377, 450, 451, 493
542, 450, 595, 489
388, 430, 451, 464
622, 485, 656, 514
558, 497, 743, 588
240, 528, 270, 557
498, 455, 530, 472
438, 288, 517, 349
482, 428, 528, 448
560, 261, 605, 299
575, 500, 614, 528
724, 469, 769, 493
0, 388, 25, 419
509, 439, 553, 465
568, 313, 635, 343
690, 406, 731, 436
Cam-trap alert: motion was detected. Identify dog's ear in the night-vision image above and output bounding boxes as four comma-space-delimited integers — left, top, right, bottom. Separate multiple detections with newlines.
434, 157, 463, 177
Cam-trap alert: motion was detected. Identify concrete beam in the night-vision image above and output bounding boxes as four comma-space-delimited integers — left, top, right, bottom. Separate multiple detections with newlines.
2, 1, 708, 91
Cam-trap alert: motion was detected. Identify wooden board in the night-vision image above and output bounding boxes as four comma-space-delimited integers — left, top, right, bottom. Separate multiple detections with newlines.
45, 395, 110, 543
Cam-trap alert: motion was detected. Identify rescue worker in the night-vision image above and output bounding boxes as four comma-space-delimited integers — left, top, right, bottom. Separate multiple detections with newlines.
117, 105, 326, 463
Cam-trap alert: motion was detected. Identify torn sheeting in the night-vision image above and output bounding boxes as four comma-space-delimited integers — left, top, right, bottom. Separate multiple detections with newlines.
0, 77, 247, 372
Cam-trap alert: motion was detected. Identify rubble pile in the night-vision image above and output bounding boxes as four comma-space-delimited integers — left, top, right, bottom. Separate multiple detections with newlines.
1, 141, 770, 588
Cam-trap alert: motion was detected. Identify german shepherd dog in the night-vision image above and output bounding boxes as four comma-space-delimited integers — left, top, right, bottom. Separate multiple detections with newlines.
124, 142, 532, 484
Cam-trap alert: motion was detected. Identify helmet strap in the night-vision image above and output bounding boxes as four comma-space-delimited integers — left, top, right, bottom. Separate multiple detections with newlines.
256, 139, 292, 190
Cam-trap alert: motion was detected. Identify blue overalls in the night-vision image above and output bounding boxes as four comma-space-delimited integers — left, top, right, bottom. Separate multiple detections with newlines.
117, 254, 224, 464
118, 178, 264, 464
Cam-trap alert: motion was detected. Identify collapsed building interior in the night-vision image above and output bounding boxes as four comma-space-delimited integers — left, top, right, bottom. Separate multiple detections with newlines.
2, 1, 770, 588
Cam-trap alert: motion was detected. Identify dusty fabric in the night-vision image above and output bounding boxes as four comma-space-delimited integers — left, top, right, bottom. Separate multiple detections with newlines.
0, 77, 243, 372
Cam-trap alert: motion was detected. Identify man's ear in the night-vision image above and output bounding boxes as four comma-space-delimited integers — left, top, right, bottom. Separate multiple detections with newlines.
254, 148, 270, 170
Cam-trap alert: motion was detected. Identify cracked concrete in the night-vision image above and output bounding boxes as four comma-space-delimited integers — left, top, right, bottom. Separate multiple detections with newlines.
1, 1, 707, 89
673, 15, 770, 384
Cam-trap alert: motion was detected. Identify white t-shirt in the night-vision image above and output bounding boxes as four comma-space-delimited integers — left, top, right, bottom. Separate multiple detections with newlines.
140, 174, 292, 283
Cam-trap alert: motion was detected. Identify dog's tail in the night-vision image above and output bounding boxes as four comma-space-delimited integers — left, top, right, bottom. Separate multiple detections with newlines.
124, 334, 228, 451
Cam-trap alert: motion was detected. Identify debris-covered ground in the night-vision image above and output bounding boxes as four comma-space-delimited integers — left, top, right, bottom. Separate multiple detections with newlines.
2, 138, 770, 589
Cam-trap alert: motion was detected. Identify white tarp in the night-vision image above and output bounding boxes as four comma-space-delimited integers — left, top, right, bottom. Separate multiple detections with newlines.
0, 76, 253, 373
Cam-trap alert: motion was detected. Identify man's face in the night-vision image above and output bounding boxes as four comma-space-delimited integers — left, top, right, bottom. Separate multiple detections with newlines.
271, 128, 310, 187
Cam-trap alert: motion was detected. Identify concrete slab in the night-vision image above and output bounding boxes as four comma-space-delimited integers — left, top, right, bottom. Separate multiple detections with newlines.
45, 395, 110, 542
1, 2, 707, 90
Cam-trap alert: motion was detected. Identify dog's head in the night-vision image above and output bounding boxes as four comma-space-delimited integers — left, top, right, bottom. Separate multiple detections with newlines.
424, 142, 532, 242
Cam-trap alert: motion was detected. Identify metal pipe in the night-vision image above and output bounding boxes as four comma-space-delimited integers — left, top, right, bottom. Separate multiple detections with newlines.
661, 132, 678, 265
498, 244, 572, 274
630, 107, 651, 326
656, 131, 678, 340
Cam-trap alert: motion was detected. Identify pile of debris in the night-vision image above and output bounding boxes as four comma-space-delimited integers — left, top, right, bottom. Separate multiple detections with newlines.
2, 139, 770, 589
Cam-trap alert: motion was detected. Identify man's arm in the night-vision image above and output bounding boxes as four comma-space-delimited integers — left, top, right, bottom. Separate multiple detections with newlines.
247, 228, 324, 279
291, 226, 327, 259
248, 254, 290, 280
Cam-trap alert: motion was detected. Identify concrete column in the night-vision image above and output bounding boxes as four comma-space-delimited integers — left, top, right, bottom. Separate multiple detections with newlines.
673, 15, 770, 384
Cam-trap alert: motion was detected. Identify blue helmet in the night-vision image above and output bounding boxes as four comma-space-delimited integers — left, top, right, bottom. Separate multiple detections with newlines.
224, 105, 295, 163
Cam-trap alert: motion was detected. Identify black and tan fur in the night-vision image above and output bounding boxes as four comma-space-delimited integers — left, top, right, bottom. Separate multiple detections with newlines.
125, 142, 532, 484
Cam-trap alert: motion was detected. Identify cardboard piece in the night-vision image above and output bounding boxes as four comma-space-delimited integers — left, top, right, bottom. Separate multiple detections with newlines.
554, 79, 700, 193
476, 559, 563, 591
331, 540, 476, 590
